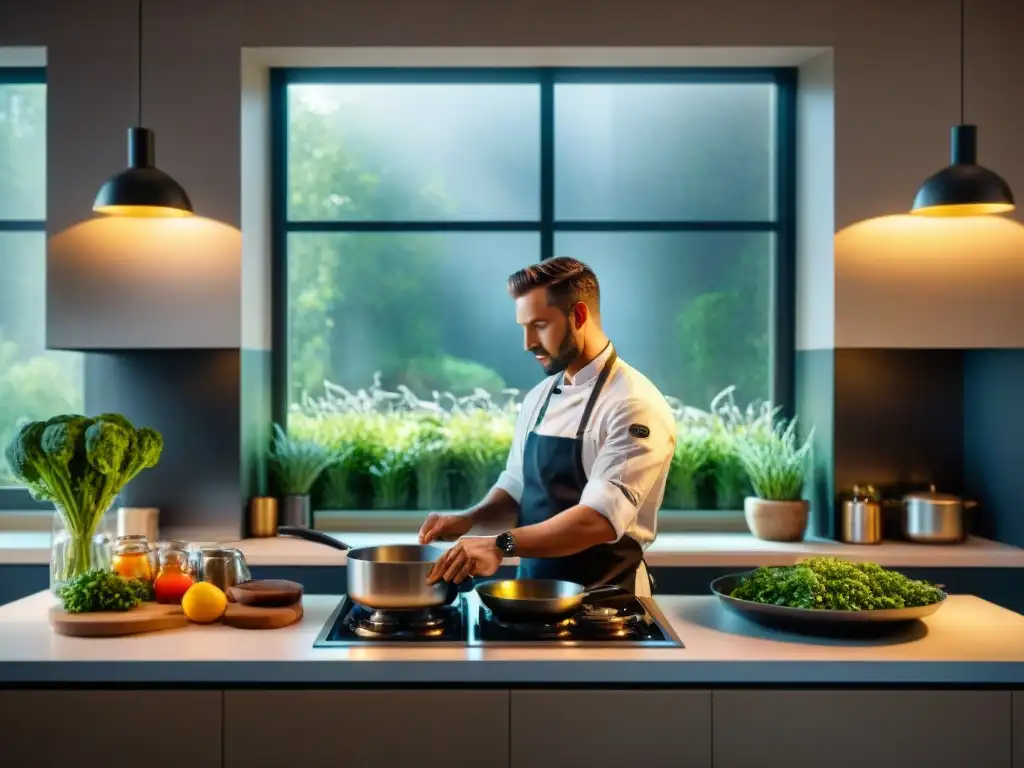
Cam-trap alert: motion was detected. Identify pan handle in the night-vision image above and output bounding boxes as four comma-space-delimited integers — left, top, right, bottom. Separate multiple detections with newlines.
277, 525, 352, 551
583, 584, 629, 599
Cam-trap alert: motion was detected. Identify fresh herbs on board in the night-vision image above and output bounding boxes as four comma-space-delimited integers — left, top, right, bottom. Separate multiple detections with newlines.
56, 569, 154, 613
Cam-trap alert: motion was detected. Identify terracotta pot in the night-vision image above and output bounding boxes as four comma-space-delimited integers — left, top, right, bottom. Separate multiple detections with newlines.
744, 497, 809, 542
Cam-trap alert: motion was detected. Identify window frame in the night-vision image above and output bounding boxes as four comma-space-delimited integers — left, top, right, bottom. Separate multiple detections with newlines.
0, 66, 51, 511
269, 66, 797, 524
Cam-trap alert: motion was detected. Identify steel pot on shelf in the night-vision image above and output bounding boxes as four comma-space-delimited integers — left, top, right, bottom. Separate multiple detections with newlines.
892, 485, 976, 544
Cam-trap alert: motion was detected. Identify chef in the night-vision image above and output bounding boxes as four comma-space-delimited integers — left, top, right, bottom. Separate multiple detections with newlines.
421, 257, 677, 597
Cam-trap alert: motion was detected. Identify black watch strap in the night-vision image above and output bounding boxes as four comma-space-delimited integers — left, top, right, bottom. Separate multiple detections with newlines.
496, 531, 517, 556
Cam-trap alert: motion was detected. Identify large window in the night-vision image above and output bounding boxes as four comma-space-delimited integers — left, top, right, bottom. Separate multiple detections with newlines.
272, 68, 794, 516
0, 69, 84, 508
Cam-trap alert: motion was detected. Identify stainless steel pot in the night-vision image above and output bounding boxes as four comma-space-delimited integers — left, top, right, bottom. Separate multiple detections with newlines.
277, 525, 457, 609
900, 486, 976, 544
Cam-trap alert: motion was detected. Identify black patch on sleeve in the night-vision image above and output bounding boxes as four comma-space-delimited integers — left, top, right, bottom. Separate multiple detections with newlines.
628, 423, 651, 439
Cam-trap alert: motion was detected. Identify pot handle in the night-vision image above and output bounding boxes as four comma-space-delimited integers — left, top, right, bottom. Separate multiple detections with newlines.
277, 525, 352, 551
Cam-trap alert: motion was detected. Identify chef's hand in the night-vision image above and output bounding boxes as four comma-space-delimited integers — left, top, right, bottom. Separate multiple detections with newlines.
426, 537, 502, 585
418, 512, 473, 544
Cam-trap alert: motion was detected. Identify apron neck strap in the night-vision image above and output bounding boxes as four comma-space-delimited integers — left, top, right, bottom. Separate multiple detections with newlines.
576, 349, 617, 439
531, 347, 619, 434
533, 374, 562, 430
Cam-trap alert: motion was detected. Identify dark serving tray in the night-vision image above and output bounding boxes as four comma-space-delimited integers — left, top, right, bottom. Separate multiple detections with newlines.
710, 571, 948, 631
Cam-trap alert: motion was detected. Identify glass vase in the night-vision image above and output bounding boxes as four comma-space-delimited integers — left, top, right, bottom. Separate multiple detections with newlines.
50, 502, 115, 593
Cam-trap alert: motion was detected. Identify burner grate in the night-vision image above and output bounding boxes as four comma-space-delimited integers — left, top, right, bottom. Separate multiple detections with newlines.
312, 592, 684, 648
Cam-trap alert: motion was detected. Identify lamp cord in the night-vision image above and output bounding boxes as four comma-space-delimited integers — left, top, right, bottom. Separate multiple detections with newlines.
137, 0, 143, 128
954, 0, 962, 125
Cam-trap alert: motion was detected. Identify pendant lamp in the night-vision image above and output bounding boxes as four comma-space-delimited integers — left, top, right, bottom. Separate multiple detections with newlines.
93, 0, 193, 217
911, 0, 1014, 217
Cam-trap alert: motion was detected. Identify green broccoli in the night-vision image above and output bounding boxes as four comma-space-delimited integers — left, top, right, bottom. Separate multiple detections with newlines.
730, 556, 946, 610
4, 413, 164, 583
85, 421, 130, 475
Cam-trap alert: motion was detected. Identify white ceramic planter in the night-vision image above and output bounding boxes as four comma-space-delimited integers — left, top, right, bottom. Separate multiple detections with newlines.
744, 497, 810, 542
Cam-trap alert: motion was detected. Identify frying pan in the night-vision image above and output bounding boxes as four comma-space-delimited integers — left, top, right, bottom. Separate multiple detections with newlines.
277, 526, 458, 609
475, 578, 625, 622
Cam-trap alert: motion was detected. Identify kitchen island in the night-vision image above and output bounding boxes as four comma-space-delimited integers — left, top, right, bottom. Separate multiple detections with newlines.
2, 590, 1024, 767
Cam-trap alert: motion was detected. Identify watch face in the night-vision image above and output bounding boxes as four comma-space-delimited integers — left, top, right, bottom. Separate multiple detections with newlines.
497, 532, 516, 555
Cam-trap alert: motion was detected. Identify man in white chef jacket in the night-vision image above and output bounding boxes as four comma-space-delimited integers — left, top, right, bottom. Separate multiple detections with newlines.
422, 257, 677, 597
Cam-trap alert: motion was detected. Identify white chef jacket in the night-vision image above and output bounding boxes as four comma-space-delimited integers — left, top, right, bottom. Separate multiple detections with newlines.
493, 343, 677, 597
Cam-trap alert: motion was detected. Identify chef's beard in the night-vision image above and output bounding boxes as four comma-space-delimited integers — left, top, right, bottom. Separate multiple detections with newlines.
531, 327, 580, 376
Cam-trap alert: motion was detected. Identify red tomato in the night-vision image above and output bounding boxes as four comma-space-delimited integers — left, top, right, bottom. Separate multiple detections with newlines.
154, 572, 195, 604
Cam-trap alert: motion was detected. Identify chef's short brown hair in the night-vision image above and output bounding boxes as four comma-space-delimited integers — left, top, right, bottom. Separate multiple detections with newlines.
507, 257, 601, 315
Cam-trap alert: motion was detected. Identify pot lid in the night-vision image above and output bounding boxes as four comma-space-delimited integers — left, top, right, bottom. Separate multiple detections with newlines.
903, 484, 962, 504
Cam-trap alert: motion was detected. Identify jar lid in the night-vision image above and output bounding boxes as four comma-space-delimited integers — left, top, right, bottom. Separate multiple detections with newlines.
156, 539, 189, 551
839, 484, 881, 501
159, 549, 189, 566
114, 541, 151, 555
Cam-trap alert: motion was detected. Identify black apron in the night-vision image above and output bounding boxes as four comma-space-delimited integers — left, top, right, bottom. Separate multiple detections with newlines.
516, 349, 647, 592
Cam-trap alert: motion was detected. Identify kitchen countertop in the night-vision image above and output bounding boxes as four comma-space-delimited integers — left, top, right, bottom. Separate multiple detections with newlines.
2, 590, 1024, 685
3, 530, 1024, 568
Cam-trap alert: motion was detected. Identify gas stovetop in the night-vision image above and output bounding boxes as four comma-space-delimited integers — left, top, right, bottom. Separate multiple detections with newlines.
313, 590, 684, 649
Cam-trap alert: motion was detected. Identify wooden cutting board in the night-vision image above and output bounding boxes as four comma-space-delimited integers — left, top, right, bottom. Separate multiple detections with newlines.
49, 601, 189, 637
222, 600, 303, 630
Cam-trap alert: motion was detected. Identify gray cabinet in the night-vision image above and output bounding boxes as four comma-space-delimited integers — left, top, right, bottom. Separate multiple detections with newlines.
224, 690, 510, 768
510, 690, 712, 768
713, 690, 1011, 768
0, 690, 222, 768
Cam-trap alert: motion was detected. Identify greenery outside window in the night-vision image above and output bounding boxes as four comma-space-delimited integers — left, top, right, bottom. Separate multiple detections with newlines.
271, 68, 795, 527
0, 68, 85, 511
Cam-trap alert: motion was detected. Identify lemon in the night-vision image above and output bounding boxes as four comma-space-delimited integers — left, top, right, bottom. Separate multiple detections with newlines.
182, 582, 228, 624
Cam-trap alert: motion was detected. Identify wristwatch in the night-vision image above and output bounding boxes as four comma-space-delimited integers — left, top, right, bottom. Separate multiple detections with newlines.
495, 531, 517, 557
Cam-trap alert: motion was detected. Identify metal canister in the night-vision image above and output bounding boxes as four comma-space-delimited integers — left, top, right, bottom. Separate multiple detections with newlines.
248, 497, 279, 538
192, 547, 251, 593
840, 485, 883, 545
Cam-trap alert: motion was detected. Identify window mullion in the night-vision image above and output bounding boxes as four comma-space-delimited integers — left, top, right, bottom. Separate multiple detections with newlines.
539, 71, 554, 261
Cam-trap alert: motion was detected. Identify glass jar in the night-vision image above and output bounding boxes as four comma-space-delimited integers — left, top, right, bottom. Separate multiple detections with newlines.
150, 539, 191, 576
154, 547, 196, 604
111, 536, 154, 584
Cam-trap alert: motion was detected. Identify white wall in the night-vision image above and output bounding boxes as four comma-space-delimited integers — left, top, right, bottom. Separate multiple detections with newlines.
1, 0, 1022, 351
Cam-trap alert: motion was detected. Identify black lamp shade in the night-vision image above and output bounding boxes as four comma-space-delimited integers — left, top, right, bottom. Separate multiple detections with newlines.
911, 125, 1015, 217
93, 127, 193, 217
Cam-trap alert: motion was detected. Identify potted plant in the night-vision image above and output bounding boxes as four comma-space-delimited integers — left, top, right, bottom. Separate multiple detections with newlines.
735, 416, 815, 542
4, 413, 163, 590
663, 428, 710, 510
267, 424, 337, 528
